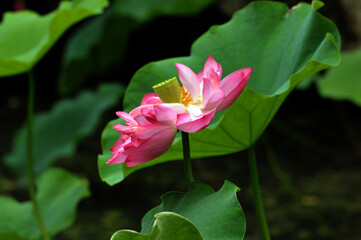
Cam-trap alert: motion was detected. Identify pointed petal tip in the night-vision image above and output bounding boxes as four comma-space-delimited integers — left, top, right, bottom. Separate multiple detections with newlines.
216, 67, 253, 112
175, 62, 200, 100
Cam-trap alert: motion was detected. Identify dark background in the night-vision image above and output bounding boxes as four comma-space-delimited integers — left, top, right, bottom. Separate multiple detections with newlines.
0, 0, 360, 239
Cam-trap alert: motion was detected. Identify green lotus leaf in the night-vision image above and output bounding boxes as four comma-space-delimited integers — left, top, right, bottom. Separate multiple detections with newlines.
98, 1, 341, 185
111, 212, 203, 240
4, 83, 123, 181
0, 168, 90, 240
317, 47, 361, 106
0, 0, 108, 77
112, 181, 244, 240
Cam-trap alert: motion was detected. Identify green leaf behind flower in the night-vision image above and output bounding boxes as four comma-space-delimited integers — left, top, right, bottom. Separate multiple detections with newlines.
0, 0, 108, 77
99, 1, 341, 185
0, 168, 90, 240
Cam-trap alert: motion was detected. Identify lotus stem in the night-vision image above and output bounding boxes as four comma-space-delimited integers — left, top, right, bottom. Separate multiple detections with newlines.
248, 145, 271, 240
27, 71, 50, 240
181, 131, 194, 186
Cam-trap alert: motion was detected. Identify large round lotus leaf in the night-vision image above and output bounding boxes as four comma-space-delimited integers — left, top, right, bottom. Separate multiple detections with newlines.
0, 0, 108, 77
111, 181, 244, 240
98, 1, 341, 185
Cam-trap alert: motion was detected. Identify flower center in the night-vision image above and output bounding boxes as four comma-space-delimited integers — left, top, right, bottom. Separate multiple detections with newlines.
180, 86, 193, 106
153, 77, 181, 103
153, 77, 194, 107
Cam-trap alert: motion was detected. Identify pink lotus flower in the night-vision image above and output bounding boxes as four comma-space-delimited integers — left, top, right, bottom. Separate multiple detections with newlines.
106, 94, 179, 167
107, 56, 252, 166
155, 56, 252, 132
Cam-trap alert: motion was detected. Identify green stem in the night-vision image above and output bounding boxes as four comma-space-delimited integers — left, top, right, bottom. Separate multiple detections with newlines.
248, 145, 271, 240
181, 131, 193, 186
27, 71, 50, 240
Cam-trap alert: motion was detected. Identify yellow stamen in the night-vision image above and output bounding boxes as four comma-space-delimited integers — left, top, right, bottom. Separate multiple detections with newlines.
180, 86, 193, 106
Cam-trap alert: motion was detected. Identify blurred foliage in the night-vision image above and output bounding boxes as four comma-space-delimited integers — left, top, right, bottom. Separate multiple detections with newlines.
113, 181, 245, 240
317, 47, 361, 107
0, 168, 90, 240
0, 0, 108, 77
59, 0, 215, 93
98, 1, 341, 185
4, 83, 124, 181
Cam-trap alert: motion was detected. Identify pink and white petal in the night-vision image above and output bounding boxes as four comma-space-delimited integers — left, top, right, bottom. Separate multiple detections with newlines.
202, 78, 213, 108
113, 124, 134, 135
197, 69, 205, 83
186, 105, 204, 120
207, 68, 221, 90
160, 103, 186, 114
154, 105, 177, 126
175, 112, 191, 126
203, 88, 225, 112
176, 109, 216, 133
116, 111, 137, 125
204, 55, 222, 79
175, 63, 200, 100
217, 67, 252, 112
125, 127, 177, 166
141, 93, 163, 105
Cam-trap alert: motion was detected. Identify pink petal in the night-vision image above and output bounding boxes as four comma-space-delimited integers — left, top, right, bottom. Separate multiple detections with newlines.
141, 93, 162, 105
203, 88, 225, 112
113, 124, 134, 135
141, 107, 158, 124
197, 70, 205, 84
206, 68, 221, 91
116, 111, 137, 125
129, 104, 152, 117
134, 125, 170, 140
176, 109, 216, 133
154, 105, 177, 126
107, 152, 127, 164
133, 114, 151, 127
203, 55, 222, 79
107, 136, 130, 164
130, 135, 144, 147
175, 63, 200, 101
202, 78, 213, 108
125, 127, 177, 166
217, 67, 252, 112
130, 105, 156, 126
110, 136, 126, 154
